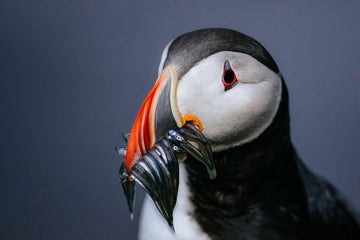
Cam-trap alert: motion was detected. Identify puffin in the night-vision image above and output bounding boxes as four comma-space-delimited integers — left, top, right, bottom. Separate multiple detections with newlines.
118, 28, 360, 240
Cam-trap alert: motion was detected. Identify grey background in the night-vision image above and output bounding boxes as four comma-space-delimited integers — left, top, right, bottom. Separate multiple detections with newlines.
1, 1, 359, 239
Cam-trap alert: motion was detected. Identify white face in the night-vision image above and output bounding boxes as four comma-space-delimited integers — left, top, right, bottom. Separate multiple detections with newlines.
174, 51, 282, 152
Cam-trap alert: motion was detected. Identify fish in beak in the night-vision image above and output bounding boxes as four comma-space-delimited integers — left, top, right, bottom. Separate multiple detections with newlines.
117, 66, 216, 229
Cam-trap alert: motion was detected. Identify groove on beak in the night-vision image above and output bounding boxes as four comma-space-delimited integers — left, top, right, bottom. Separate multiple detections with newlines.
125, 66, 182, 173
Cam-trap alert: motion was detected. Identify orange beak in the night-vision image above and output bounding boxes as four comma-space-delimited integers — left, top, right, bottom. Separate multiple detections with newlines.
125, 66, 183, 173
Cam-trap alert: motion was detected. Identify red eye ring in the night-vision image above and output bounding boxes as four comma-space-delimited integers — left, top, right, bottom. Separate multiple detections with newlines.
222, 60, 238, 91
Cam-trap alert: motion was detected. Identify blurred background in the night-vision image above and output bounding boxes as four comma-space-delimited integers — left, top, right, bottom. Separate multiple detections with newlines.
1, 1, 359, 239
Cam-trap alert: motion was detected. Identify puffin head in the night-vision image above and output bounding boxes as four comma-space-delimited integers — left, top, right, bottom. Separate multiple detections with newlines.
125, 28, 283, 172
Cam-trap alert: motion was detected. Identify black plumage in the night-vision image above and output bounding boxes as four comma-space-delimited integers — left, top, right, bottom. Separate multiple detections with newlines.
163, 28, 279, 78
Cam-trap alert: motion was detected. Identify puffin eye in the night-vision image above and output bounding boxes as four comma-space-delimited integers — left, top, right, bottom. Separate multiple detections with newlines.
222, 60, 238, 91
